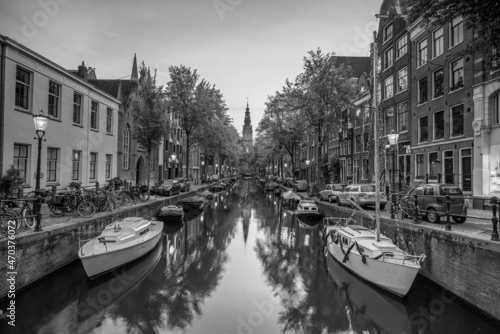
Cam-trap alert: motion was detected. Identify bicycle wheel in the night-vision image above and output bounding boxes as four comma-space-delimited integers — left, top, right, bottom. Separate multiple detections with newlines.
78, 201, 96, 218
138, 191, 149, 202
22, 207, 36, 229
112, 193, 123, 208
122, 193, 133, 206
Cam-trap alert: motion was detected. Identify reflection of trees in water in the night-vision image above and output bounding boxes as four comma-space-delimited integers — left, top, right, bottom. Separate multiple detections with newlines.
254, 199, 352, 334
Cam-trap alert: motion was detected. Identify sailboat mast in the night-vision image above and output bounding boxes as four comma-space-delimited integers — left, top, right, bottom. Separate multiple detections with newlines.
373, 31, 381, 242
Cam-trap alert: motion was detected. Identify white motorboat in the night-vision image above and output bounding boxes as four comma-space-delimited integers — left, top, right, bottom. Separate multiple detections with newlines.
295, 199, 324, 225
157, 205, 184, 222
322, 217, 425, 297
79, 217, 163, 278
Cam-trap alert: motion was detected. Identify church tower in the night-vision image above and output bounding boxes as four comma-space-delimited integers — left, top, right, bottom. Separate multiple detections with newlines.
242, 100, 253, 153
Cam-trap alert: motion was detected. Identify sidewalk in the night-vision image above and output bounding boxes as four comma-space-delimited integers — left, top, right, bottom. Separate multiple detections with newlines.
16, 183, 211, 234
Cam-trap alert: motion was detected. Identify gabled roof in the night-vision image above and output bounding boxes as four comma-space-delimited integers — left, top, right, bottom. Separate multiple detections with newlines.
334, 56, 371, 77
88, 79, 136, 100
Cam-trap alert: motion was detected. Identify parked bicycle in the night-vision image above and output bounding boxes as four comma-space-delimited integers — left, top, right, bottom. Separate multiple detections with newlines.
0, 194, 36, 234
47, 191, 96, 218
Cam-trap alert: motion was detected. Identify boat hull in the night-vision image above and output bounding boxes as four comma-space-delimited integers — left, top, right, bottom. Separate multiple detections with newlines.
80, 222, 163, 279
296, 212, 323, 225
326, 236, 420, 297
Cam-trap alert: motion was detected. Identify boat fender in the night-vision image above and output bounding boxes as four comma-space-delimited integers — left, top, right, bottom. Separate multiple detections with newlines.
355, 242, 366, 264
342, 243, 356, 263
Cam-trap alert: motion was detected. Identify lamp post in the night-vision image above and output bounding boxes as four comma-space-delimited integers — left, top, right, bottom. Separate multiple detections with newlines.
171, 153, 177, 178
387, 130, 399, 219
284, 163, 288, 178
33, 111, 49, 232
201, 160, 205, 183
306, 159, 311, 193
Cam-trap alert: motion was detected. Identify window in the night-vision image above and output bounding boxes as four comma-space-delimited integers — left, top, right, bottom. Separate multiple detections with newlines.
48, 81, 61, 118
47, 148, 58, 182
450, 17, 463, 47
384, 23, 393, 42
429, 152, 439, 178
14, 144, 29, 183
418, 77, 428, 104
433, 27, 444, 58
451, 104, 464, 137
123, 125, 130, 169
363, 132, 369, 151
72, 150, 81, 181
494, 94, 500, 124
416, 154, 425, 179
355, 134, 361, 153
434, 110, 444, 140
418, 39, 427, 67
90, 101, 99, 130
450, 58, 464, 91
363, 106, 370, 125
73, 93, 83, 124
15, 67, 30, 109
397, 67, 408, 93
106, 108, 113, 134
355, 108, 361, 128
362, 159, 369, 179
433, 68, 444, 98
385, 107, 394, 135
90, 153, 97, 180
384, 76, 393, 99
384, 48, 394, 69
419, 116, 428, 142
105, 154, 112, 179
397, 102, 408, 132
396, 35, 407, 58
347, 140, 351, 155
347, 159, 352, 176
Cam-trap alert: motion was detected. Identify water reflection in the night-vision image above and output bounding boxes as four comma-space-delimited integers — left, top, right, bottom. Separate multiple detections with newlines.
1, 179, 498, 334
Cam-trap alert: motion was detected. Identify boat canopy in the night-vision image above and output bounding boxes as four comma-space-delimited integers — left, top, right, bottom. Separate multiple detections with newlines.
282, 190, 301, 200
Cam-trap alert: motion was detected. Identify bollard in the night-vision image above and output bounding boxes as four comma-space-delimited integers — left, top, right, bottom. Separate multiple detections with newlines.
413, 193, 419, 224
33, 196, 43, 232
491, 197, 499, 241
96, 182, 99, 190
51, 185, 57, 197
445, 194, 452, 231
111, 179, 115, 190
17, 187, 23, 199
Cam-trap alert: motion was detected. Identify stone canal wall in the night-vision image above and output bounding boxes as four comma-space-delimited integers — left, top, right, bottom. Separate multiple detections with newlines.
0, 186, 214, 300
316, 201, 500, 321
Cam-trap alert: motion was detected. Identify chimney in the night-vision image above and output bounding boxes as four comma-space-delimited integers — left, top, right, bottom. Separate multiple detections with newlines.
77, 61, 88, 81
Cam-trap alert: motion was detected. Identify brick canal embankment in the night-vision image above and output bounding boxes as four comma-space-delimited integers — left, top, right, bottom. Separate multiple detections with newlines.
291, 188, 500, 321
0, 182, 220, 301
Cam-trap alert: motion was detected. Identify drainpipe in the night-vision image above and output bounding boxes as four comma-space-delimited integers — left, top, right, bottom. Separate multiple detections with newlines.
0, 40, 6, 175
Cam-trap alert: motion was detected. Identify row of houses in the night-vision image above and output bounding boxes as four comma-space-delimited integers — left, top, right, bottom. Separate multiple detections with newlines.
0, 34, 207, 193
279, 0, 500, 209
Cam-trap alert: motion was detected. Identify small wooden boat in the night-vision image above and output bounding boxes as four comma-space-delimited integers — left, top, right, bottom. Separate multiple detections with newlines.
295, 199, 324, 225
183, 208, 204, 222
322, 217, 425, 297
177, 196, 205, 210
156, 205, 184, 221
78, 217, 163, 278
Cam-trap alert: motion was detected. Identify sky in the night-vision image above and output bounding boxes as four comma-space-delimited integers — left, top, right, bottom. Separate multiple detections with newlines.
0, 0, 381, 136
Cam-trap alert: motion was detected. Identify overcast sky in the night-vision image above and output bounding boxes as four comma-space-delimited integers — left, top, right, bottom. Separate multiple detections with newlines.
1, 0, 380, 136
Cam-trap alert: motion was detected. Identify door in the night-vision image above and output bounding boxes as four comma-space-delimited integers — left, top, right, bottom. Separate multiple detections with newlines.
461, 151, 472, 191
136, 157, 144, 185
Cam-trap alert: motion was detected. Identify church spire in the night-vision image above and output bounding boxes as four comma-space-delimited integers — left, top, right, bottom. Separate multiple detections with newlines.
131, 53, 138, 83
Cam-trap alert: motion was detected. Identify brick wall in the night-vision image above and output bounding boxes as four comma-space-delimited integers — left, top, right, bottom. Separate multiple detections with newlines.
0, 185, 215, 299
317, 202, 500, 321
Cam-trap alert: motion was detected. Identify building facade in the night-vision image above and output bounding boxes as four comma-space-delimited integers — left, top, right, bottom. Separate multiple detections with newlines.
0, 35, 120, 191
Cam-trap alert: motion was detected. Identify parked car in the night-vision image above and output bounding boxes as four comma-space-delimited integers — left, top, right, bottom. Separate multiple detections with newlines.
399, 184, 467, 224
175, 177, 190, 192
338, 184, 387, 209
151, 179, 181, 197
292, 180, 309, 192
319, 184, 345, 203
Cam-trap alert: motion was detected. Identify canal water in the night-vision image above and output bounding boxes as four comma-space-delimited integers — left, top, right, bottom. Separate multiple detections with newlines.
1, 179, 499, 334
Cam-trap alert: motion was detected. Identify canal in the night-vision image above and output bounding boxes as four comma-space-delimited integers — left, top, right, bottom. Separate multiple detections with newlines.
1, 179, 498, 334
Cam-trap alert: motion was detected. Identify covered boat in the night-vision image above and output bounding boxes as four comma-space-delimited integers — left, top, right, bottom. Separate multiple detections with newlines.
156, 205, 184, 222
78, 217, 163, 278
281, 190, 301, 212
322, 217, 425, 297
199, 189, 214, 200
295, 199, 323, 225
177, 196, 205, 210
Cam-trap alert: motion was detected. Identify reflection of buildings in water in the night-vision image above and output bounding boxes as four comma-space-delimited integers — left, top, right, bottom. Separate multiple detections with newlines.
76, 241, 164, 334
325, 254, 412, 334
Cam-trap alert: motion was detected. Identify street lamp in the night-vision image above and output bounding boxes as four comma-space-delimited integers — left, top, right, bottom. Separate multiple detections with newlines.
284, 163, 288, 178
305, 159, 311, 193
33, 110, 49, 232
386, 130, 399, 219
171, 153, 177, 178
201, 160, 205, 183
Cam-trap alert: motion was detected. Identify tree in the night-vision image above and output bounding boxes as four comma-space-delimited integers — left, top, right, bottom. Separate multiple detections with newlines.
129, 62, 169, 191
292, 49, 357, 187
401, 0, 500, 67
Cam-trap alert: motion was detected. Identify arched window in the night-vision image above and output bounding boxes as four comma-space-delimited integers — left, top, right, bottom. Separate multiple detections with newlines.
123, 125, 130, 169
